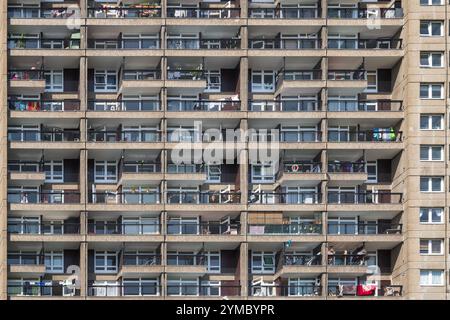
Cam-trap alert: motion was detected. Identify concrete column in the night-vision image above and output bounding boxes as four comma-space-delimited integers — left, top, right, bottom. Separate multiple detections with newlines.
79, 57, 88, 111
239, 119, 248, 204
240, 26, 248, 50
239, 242, 248, 297
161, 0, 167, 19
79, 242, 88, 298
79, 150, 87, 205
240, 0, 248, 19
239, 57, 248, 111
0, 0, 8, 301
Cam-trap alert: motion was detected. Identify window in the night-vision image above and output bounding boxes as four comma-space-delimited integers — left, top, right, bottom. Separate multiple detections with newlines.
44, 251, 64, 273
122, 217, 159, 235
94, 251, 118, 273
420, 239, 443, 255
205, 70, 221, 92
251, 70, 275, 92
420, 145, 444, 161
94, 70, 117, 92
420, 0, 444, 6
251, 164, 276, 183
122, 278, 159, 296
328, 217, 358, 235
44, 70, 63, 92
420, 176, 444, 192
420, 114, 443, 130
167, 217, 199, 234
122, 34, 158, 49
167, 277, 199, 296
420, 83, 443, 99
8, 217, 40, 234
94, 161, 117, 183
205, 251, 221, 273
420, 21, 443, 36
251, 251, 275, 273
288, 278, 317, 297
365, 71, 377, 93
419, 208, 444, 224
366, 161, 377, 183
44, 160, 64, 182
420, 270, 444, 286
420, 52, 444, 67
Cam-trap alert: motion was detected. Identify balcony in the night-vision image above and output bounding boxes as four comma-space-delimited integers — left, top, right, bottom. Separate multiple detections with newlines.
88, 100, 160, 112
327, 130, 402, 143
276, 253, 325, 277
248, 7, 321, 19
327, 39, 402, 50
249, 99, 321, 113
8, 129, 80, 142
167, 221, 241, 236
328, 222, 402, 236
88, 283, 161, 298
119, 253, 162, 277
328, 284, 403, 298
118, 69, 163, 95
249, 284, 321, 298
275, 69, 324, 95
8, 221, 80, 235
9, 99, 81, 112
87, 38, 160, 50
166, 69, 207, 92
167, 38, 241, 50
8, 282, 79, 298
166, 7, 240, 19
7, 70, 45, 94
248, 192, 322, 205
248, 222, 322, 235
88, 222, 160, 236
327, 162, 368, 184
166, 284, 241, 297
7, 6, 79, 19
8, 191, 81, 204
327, 100, 403, 113
87, 130, 162, 149
327, 8, 403, 19
8, 38, 80, 50
249, 38, 321, 50
167, 99, 240, 113
7, 253, 46, 276
89, 192, 160, 205
327, 192, 403, 205
8, 161, 45, 186
276, 162, 324, 185
166, 254, 207, 275
280, 131, 323, 143
87, 6, 162, 19
118, 161, 162, 186
166, 191, 241, 205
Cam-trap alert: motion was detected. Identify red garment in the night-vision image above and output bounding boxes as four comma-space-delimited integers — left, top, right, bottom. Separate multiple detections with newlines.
356, 284, 377, 296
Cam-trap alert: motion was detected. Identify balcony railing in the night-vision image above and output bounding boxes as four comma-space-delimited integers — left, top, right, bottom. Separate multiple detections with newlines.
7, 191, 81, 204
121, 161, 161, 174
277, 69, 322, 82
250, 285, 321, 297
166, 192, 241, 204
280, 131, 323, 142
327, 8, 403, 19
167, 254, 206, 266
90, 192, 160, 205
328, 162, 366, 173
327, 130, 402, 142
167, 100, 240, 112
87, 130, 161, 142
7, 38, 80, 49
7, 221, 80, 234
248, 192, 322, 205
7, 6, 79, 19
122, 254, 161, 266
248, 223, 322, 235
88, 284, 161, 297
328, 222, 402, 235
328, 70, 366, 81
87, 100, 160, 112
167, 38, 241, 49
328, 254, 371, 266
327, 192, 403, 204
167, 222, 241, 235
8, 69, 44, 80
328, 100, 403, 112
283, 254, 322, 266
248, 8, 320, 19
328, 284, 403, 297
167, 284, 241, 297
8, 283, 79, 297
167, 69, 205, 80
8, 253, 44, 265
249, 38, 321, 49
9, 99, 80, 112
87, 6, 162, 18
282, 162, 322, 174
327, 39, 402, 50
167, 7, 240, 19
87, 39, 159, 49
88, 223, 160, 235
249, 100, 320, 112
8, 129, 80, 142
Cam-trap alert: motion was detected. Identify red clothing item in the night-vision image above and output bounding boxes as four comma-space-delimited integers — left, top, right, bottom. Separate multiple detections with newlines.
357, 284, 377, 296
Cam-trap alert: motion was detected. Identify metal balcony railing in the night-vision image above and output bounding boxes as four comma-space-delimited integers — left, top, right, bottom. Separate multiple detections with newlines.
7, 6, 79, 19
248, 8, 321, 19
283, 254, 322, 266
122, 254, 161, 266
87, 6, 161, 18
7, 38, 80, 49
167, 100, 240, 112
166, 192, 241, 204
248, 223, 322, 235
167, 69, 205, 80
87, 39, 160, 49
167, 222, 241, 235
327, 130, 402, 142
8, 69, 44, 80
87, 130, 161, 142
249, 100, 320, 112
7, 221, 80, 234
327, 222, 402, 235
328, 70, 367, 81
87, 100, 160, 112
8, 129, 80, 142
9, 99, 80, 112
327, 8, 403, 19
282, 162, 322, 174
327, 192, 403, 204
7, 191, 81, 204
90, 192, 160, 205
250, 285, 322, 297
249, 38, 321, 49
327, 100, 403, 112
328, 162, 366, 173
88, 284, 161, 297
248, 192, 322, 205
167, 7, 240, 19
167, 38, 241, 49
88, 223, 160, 235
327, 39, 402, 50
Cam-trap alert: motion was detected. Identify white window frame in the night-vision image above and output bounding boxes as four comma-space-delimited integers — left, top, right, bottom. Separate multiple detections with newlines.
420, 52, 444, 68
420, 176, 444, 192
251, 70, 275, 93
420, 83, 444, 99
204, 70, 221, 92
122, 278, 159, 296
94, 251, 118, 274
420, 145, 444, 161
44, 251, 64, 273
44, 70, 63, 92
420, 270, 444, 286
44, 160, 64, 183
419, 208, 444, 224
251, 163, 276, 183
251, 251, 276, 274
420, 21, 444, 37
94, 160, 117, 183
205, 251, 221, 273
419, 239, 444, 255
94, 70, 117, 92
420, 114, 444, 130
